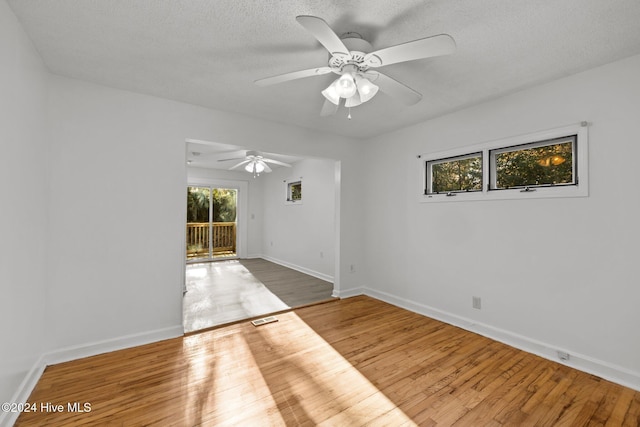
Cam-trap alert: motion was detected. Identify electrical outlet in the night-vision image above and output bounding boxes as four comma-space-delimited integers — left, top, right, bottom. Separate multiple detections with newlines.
557, 351, 570, 361
350, 264, 355, 273
472, 296, 482, 310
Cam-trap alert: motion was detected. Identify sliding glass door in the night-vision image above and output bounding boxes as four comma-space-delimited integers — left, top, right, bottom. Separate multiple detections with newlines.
186, 186, 237, 262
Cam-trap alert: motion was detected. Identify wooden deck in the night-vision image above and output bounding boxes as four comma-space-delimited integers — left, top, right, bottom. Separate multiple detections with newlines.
186, 222, 236, 260
16, 296, 640, 426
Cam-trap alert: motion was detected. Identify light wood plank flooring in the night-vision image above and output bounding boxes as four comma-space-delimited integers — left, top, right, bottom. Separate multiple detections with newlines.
239, 259, 335, 308
183, 259, 334, 332
183, 260, 289, 332
17, 296, 640, 426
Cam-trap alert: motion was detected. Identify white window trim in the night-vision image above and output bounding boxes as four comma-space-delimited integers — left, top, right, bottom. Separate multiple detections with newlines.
285, 177, 303, 205
418, 122, 589, 203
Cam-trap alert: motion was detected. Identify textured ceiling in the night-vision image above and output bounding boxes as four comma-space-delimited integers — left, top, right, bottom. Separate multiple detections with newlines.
8, 0, 640, 139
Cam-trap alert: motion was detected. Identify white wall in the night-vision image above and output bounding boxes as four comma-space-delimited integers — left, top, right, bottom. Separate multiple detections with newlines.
187, 166, 263, 257
0, 33, 365, 403
362, 54, 640, 387
8, 0, 639, 409
261, 158, 336, 281
0, 0, 49, 405
45, 75, 365, 353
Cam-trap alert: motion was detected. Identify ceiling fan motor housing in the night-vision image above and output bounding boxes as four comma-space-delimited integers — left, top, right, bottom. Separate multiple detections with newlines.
245, 150, 263, 159
329, 37, 376, 73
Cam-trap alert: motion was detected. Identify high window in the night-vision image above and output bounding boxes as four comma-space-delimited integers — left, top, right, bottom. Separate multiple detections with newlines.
490, 136, 576, 190
426, 152, 482, 194
286, 180, 302, 203
419, 123, 588, 202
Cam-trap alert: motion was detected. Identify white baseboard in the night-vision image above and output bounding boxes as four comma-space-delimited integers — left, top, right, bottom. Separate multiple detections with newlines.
1, 355, 47, 427
365, 287, 640, 392
1, 325, 183, 427
333, 287, 365, 298
43, 325, 184, 366
259, 255, 333, 283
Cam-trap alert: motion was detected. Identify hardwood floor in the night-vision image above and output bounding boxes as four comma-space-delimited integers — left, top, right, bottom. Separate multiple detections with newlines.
17, 296, 640, 426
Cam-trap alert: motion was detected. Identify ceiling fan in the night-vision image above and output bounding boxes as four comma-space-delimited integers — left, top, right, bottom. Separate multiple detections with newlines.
255, 15, 456, 117
218, 150, 292, 176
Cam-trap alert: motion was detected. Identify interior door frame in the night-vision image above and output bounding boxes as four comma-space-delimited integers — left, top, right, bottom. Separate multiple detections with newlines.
186, 178, 248, 260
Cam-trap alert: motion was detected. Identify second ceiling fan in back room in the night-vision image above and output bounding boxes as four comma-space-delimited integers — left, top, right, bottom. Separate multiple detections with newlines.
217, 150, 292, 177
255, 15, 456, 118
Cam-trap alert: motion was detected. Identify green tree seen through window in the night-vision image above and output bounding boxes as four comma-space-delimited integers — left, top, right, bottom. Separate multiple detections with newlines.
187, 187, 236, 223
431, 155, 483, 193
495, 141, 573, 188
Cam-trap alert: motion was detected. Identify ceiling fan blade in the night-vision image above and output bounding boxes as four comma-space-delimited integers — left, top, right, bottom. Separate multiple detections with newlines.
255, 67, 332, 86
374, 72, 422, 105
194, 148, 240, 157
320, 98, 339, 116
217, 156, 244, 162
229, 159, 251, 170
296, 15, 351, 58
363, 34, 456, 68
263, 158, 292, 167
262, 163, 273, 173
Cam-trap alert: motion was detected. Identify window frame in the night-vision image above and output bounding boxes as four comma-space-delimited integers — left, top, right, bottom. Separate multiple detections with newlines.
425, 151, 483, 195
418, 122, 589, 203
285, 178, 303, 205
489, 135, 577, 191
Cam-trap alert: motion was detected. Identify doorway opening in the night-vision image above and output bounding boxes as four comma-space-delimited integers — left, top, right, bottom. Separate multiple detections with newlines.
186, 186, 237, 262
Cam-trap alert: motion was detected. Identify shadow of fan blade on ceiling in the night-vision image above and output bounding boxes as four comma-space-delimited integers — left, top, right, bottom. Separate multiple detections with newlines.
374, 72, 422, 105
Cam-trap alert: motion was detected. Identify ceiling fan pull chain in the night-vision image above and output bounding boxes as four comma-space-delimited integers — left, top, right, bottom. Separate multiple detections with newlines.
348, 107, 352, 120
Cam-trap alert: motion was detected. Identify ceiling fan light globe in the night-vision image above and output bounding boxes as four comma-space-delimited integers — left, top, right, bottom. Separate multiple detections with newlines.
345, 94, 362, 108
244, 161, 266, 174
322, 80, 340, 105
355, 75, 379, 103
336, 73, 357, 98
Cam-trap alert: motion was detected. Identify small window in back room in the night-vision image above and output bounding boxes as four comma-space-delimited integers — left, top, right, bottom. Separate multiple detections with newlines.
426, 152, 483, 194
490, 135, 576, 190
287, 180, 302, 202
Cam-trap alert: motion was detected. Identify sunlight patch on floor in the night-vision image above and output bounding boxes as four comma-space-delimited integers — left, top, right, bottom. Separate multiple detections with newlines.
249, 312, 416, 425
183, 332, 286, 425
180, 311, 416, 425
183, 261, 289, 332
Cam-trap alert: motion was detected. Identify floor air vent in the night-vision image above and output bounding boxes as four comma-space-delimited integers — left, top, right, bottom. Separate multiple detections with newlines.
251, 316, 278, 327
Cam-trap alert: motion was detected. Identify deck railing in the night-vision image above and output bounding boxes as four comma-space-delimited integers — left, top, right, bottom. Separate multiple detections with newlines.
186, 222, 236, 258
